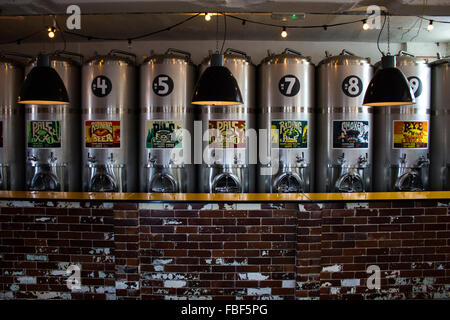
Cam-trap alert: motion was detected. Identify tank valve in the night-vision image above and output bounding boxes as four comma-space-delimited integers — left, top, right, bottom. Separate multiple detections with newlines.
27, 154, 38, 162
416, 155, 430, 168
358, 154, 368, 167
49, 152, 57, 163
87, 153, 96, 163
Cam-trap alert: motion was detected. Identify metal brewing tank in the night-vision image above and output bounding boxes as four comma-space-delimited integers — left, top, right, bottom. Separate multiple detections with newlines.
139, 48, 196, 192
81, 50, 137, 192
25, 51, 82, 191
373, 51, 431, 192
316, 50, 374, 192
0, 54, 25, 190
429, 57, 449, 190
257, 48, 315, 193
197, 48, 256, 193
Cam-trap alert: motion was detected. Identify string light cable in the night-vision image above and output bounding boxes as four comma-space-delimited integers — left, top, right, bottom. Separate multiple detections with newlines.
0, 12, 449, 46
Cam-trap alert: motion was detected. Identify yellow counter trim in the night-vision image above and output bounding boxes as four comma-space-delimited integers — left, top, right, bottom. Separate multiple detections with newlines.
0, 191, 449, 202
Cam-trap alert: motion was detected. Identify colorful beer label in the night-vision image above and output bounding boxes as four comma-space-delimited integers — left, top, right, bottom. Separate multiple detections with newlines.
271, 120, 308, 149
333, 120, 369, 149
146, 120, 183, 149
393, 120, 428, 149
208, 120, 246, 149
85, 120, 120, 148
27, 120, 61, 148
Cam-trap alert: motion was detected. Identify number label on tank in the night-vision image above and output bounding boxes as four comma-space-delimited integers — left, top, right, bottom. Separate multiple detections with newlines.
342, 75, 363, 97
146, 120, 183, 149
407, 76, 422, 97
393, 120, 428, 149
279, 75, 300, 97
85, 120, 120, 148
271, 120, 308, 149
27, 121, 61, 148
91, 76, 112, 97
333, 120, 369, 149
208, 120, 246, 149
153, 74, 174, 97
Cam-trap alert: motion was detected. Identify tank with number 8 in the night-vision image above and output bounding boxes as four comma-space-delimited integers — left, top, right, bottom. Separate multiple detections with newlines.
316, 50, 374, 192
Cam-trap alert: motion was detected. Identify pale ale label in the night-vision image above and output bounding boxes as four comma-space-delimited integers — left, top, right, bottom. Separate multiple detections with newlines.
333, 120, 369, 149
271, 120, 308, 149
27, 120, 61, 148
393, 120, 428, 149
208, 120, 246, 149
146, 120, 183, 149
85, 120, 120, 148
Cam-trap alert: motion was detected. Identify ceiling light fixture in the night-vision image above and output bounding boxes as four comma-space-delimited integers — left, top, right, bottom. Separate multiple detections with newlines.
281, 26, 288, 38
363, 14, 415, 107
192, 14, 243, 106
48, 26, 56, 38
427, 20, 434, 31
205, 13, 212, 21
18, 53, 69, 105
362, 19, 370, 30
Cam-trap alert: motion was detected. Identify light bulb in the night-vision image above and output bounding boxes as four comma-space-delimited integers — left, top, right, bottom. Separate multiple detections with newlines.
363, 20, 370, 30
48, 27, 56, 39
281, 27, 288, 38
205, 13, 211, 21
427, 20, 434, 31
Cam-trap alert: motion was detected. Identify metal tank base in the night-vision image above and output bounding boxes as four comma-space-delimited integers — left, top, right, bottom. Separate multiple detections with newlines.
200, 164, 250, 193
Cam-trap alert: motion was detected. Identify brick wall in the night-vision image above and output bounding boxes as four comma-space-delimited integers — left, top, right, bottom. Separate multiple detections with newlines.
0, 199, 449, 300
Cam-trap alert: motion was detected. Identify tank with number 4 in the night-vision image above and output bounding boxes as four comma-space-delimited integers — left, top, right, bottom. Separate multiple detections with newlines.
139, 48, 196, 193
197, 48, 256, 193
81, 50, 137, 192
257, 48, 315, 193
316, 50, 374, 192
373, 51, 431, 192
25, 51, 82, 192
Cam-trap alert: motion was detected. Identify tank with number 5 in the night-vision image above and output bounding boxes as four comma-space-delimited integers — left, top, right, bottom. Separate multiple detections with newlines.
257, 48, 315, 193
316, 50, 374, 192
373, 51, 431, 192
81, 50, 137, 192
139, 49, 196, 193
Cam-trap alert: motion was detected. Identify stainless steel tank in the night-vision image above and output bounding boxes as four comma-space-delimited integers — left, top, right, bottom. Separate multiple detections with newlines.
81, 50, 137, 192
430, 57, 449, 190
139, 48, 195, 192
257, 48, 315, 193
197, 48, 256, 193
373, 51, 431, 192
25, 51, 82, 191
0, 54, 25, 190
316, 50, 374, 192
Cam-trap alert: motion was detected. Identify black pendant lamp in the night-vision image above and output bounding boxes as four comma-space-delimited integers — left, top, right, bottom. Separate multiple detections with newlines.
363, 55, 415, 106
191, 53, 243, 106
18, 53, 69, 105
363, 14, 415, 107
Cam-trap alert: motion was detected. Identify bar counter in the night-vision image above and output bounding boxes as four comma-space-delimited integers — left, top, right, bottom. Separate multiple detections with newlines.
1, 190, 450, 202
1, 190, 449, 301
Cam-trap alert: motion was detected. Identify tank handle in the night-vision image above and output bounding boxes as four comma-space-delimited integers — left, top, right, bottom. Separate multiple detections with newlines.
109, 49, 137, 64
165, 48, 191, 58
398, 50, 415, 57
224, 48, 248, 57
282, 48, 303, 56
53, 50, 84, 64
340, 49, 356, 56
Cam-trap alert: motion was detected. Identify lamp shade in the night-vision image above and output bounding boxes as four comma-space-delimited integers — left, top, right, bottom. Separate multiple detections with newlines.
18, 54, 69, 105
192, 53, 243, 106
363, 55, 415, 107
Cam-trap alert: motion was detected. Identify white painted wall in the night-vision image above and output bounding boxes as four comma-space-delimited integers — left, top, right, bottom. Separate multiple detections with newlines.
1, 40, 447, 65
